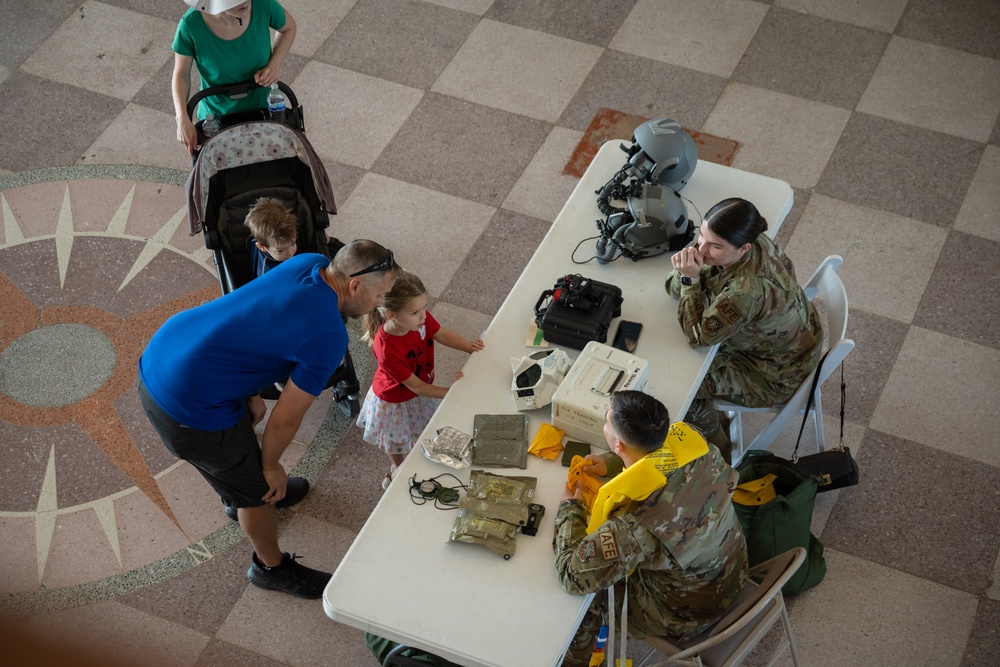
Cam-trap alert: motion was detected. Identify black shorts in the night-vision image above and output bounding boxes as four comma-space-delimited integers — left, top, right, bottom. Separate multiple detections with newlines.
139, 380, 267, 509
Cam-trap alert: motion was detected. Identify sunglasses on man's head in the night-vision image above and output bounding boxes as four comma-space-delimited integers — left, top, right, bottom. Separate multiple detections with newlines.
349, 249, 395, 278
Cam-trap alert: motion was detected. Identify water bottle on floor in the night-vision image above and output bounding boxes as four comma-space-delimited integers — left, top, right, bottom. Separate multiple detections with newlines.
202, 113, 221, 138
267, 83, 287, 123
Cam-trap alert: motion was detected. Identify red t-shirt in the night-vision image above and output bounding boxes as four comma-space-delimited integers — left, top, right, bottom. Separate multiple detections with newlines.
371, 311, 441, 403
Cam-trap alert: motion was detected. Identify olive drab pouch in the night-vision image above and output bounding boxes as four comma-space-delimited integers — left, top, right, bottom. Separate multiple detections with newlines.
458, 470, 537, 526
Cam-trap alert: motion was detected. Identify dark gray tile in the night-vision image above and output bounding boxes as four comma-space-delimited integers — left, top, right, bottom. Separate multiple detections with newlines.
440, 208, 552, 315
0, 0, 79, 68
0, 422, 63, 512
558, 49, 726, 132
896, 0, 1000, 60
53, 237, 144, 311
820, 308, 908, 427
734, 6, 889, 109
773, 187, 812, 250
132, 57, 183, 116
312, 0, 478, 89
0, 239, 62, 309
372, 92, 551, 206
0, 72, 124, 171
118, 543, 253, 635
816, 113, 983, 228
107, 241, 218, 320
195, 639, 289, 667
961, 597, 1000, 667
55, 422, 136, 507
485, 0, 637, 46
821, 429, 1000, 595
322, 160, 366, 226
913, 231, 1000, 351
306, 425, 385, 533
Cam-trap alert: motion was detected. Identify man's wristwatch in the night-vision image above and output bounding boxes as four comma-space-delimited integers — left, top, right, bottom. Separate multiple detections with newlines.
680, 276, 695, 287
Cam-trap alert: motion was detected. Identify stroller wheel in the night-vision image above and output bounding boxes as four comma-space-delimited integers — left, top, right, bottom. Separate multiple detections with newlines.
337, 393, 360, 418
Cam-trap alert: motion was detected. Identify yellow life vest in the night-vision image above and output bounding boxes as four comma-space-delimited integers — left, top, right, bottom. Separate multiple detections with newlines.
587, 422, 709, 534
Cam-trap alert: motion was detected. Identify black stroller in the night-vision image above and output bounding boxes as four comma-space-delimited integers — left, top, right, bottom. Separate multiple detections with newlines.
184, 81, 361, 417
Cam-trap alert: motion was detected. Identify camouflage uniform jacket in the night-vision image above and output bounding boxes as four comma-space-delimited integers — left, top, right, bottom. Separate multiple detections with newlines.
664, 235, 824, 399
553, 446, 748, 641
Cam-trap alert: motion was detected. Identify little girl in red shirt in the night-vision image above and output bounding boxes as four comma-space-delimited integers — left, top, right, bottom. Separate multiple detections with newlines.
357, 270, 484, 489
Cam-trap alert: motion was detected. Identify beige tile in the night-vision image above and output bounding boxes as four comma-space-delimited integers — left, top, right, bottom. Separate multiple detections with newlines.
783, 194, 947, 324
217, 515, 374, 666
858, 36, 1000, 142
775, 0, 908, 32
427, 302, 494, 387
24, 599, 211, 666
335, 173, 495, 298
702, 83, 850, 189
784, 549, 977, 667
21, 0, 174, 101
423, 0, 493, 13
0, 65, 9, 86
115, 487, 192, 571
157, 463, 231, 543
293, 61, 423, 170
78, 104, 193, 171
40, 509, 122, 590
871, 327, 1000, 468
611, 0, 767, 77
954, 144, 1000, 243
284, 0, 357, 58
432, 19, 602, 122
502, 126, 584, 223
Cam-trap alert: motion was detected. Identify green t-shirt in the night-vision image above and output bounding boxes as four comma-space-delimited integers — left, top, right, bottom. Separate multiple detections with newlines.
172, 0, 287, 119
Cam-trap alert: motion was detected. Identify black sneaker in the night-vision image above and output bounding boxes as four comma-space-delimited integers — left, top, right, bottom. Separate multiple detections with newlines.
246, 552, 331, 599
223, 477, 310, 521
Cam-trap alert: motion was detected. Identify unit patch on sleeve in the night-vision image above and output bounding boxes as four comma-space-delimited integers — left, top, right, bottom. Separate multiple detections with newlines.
599, 532, 619, 560
576, 539, 597, 563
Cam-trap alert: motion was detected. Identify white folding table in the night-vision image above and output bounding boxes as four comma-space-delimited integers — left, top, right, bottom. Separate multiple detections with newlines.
323, 141, 792, 667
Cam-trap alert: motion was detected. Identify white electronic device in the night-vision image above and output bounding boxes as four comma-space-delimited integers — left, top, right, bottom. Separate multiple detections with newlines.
551, 341, 650, 447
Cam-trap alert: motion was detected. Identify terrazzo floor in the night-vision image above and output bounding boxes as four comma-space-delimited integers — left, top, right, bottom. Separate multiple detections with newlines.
1, 1, 999, 666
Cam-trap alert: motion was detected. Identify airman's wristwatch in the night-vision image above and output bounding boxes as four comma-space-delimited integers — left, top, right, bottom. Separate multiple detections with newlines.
680, 276, 695, 287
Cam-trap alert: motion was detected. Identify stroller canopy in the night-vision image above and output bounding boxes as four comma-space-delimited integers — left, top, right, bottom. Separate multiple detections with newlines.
186, 122, 337, 236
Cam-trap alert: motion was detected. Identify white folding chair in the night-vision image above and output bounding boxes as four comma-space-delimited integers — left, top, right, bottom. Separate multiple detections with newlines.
714, 256, 854, 466
636, 547, 807, 667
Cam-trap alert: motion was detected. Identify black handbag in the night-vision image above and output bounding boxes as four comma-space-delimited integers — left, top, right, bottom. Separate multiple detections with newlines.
791, 356, 859, 493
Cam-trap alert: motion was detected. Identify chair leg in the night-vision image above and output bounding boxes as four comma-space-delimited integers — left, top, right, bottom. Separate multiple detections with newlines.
812, 391, 825, 451
779, 605, 802, 667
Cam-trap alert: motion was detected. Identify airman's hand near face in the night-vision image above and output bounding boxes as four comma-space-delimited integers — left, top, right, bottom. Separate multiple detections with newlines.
671, 246, 704, 278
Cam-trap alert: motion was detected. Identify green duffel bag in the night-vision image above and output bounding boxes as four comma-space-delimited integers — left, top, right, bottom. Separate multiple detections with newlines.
733, 451, 827, 595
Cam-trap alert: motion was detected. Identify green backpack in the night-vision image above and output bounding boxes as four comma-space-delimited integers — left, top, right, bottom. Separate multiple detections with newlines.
733, 451, 827, 595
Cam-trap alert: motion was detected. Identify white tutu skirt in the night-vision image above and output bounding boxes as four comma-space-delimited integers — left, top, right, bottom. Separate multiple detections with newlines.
356, 388, 441, 456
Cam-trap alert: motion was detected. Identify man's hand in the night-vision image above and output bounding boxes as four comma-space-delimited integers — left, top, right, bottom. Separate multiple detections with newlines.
561, 477, 583, 503
261, 463, 288, 504
580, 454, 608, 477
247, 395, 267, 427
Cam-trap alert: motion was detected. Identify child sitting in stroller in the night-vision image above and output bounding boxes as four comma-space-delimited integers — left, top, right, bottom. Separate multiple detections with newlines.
245, 197, 298, 276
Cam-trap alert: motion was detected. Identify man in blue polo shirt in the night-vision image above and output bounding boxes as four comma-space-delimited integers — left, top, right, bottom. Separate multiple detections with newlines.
138, 239, 397, 599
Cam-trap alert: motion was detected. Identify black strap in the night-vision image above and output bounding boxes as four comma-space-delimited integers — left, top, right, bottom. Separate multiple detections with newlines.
792, 351, 846, 460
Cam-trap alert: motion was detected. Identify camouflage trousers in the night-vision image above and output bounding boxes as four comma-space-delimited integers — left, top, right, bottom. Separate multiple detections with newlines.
684, 355, 799, 456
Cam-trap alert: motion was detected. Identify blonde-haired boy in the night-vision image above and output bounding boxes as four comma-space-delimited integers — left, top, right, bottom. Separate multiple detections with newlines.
245, 197, 299, 276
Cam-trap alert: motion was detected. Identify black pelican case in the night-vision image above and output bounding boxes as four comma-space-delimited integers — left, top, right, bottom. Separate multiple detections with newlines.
533, 275, 623, 350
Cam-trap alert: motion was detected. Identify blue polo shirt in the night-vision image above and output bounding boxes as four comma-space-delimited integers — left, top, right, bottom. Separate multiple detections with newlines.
138, 253, 346, 430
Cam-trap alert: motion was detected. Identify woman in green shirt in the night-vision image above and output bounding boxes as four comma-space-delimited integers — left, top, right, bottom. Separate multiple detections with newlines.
171, 0, 297, 156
